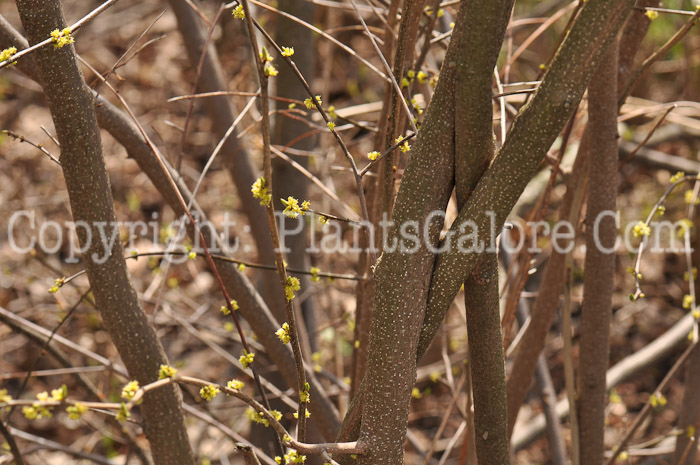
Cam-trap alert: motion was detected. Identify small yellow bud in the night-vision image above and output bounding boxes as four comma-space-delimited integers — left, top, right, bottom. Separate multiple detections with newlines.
199, 384, 220, 402
232, 5, 245, 19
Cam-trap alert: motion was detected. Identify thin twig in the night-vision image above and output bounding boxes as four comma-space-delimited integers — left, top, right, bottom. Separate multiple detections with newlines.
230, 0, 389, 81
504, 1, 577, 71
619, 104, 675, 167
0, 0, 120, 69
177, 4, 226, 171
75, 54, 280, 448
90, 11, 165, 92
347, 0, 417, 133
238, 0, 309, 442
271, 146, 362, 221
605, 342, 699, 465
8, 426, 118, 465
630, 175, 699, 300
635, 6, 700, 16
359, 131, 416, 176
235, 4, 375, 263
2, 129, 61, 165
0, 420, 26, 465
562, 255, 579, 465
619, 8, 700, 105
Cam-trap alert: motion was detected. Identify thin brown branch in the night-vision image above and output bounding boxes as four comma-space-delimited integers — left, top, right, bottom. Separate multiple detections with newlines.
0, 0, 119, 69
619, 8, 700, 104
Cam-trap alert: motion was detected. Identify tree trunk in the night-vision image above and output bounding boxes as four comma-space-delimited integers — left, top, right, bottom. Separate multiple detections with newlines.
577, 40, 618, 465
14, 1, 194, 463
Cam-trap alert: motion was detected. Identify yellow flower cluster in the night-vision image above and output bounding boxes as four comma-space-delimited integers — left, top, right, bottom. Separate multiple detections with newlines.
232, 4, 245, 19
310, 266, 320, 282
678, 219, 693, 238
311, 352, 322, 372
402, 69, 429, 87
281, 46, 294, 57
625, 266, 642, 280
281, 196, 311, 219
121, 380, 140, 401
299, 382, 310, 403
22, 385, 67, 420
220, 299, 239, 315
670, 171, 685, 183
265, 62, 279, 77
293, 409, 311, 419
367, 150, 380, 161
284, 276, 301, 301
158, 364, 178, 380
226, 379, 245, 390
276, 322, 291, 344
632, 221, 650, 238
683, 294, 694, 309
284, 450, 307, 463
239, 351, 255, 368
50, 385, 67, 401
411, 98, 423, 115
48, 276, 65, 294
247, 407, 269, 426
246, 407, 281, 427
66, 402, 88, 420
22, 404, 52, 420
199, 384, 220, 402
50, 28, 74, 49
395, 136, 411, 153
649, 392, 667, 408
258, 47, 278, 76
251, 177, 271, 206
117, 403, 130, 421
0, 46, 17, 66
304, 95, 322, 109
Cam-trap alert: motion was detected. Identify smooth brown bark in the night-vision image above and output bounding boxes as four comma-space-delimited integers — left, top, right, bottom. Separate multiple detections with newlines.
14, 1, 194, 463
354, 8, 461, 463
464, 255, 510, 465
577, 41, 618, 465
350, 0, 405, 404
453, 1, 514, 463
354, 0, 514, 462
505, 5, 656, 434
617, 0, 659, 97
418, 0, 635, 371
673, 227, 700, 465
340, 3, 636, 455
